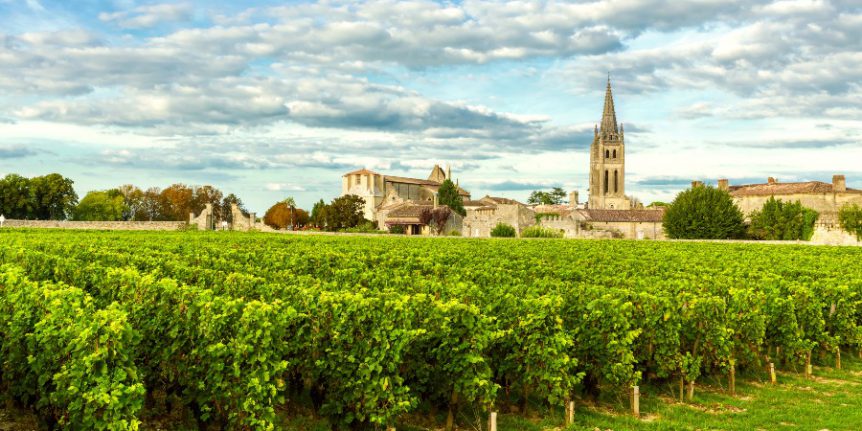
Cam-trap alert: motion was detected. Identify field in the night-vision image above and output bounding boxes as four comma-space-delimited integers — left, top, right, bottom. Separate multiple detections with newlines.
1, 230, 861, 430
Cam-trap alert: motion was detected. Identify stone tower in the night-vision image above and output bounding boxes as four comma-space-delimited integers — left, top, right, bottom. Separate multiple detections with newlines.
589, 78, 630, 210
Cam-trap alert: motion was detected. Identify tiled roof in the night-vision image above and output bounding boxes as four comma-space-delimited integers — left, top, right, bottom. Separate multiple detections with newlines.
383, 175, 471, 196
580, 209, 665, 222
729, 181, 861, 196
482, 196, 523, 206
343, 168, 380, 176
463, 200, 491, 207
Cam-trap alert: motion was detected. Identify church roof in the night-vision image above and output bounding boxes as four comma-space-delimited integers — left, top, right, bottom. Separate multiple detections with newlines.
600, 77, 619, 136
343, 168, 380, 176
580, 209, 664, 223
729, 181, 862, 196
384, 175, 471, 196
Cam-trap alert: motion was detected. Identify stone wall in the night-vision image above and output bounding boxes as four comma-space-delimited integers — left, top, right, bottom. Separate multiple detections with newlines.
189, 203, 214, 230
734, 192, 862, 225
462, 204, 535, 237
2, 219, 186, 231
810, 225, 861, 246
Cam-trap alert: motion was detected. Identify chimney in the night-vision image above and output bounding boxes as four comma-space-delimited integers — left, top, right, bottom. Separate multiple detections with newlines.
833, 174, 846, 193
767, 177, 776, 185
718, 179, 729, 191
691, 180, 704, 188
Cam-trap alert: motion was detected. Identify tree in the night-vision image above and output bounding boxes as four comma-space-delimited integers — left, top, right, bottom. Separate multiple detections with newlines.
192, 185, 224, 221
748, 197, 818, 240
326, 195, 367, 230
839, 203, 862, 240
140, 187, 164, 221
28, 173, 78, 220
437, 179, 465, 216
221, 193, 249, 224
73, 189, 128, 221
527, 187, 567, 205
282, 197, 297, 229
431, 206, 452, 235
117, 185, 146, 221
264, 202, 309, 230
310, 199, 327, 228
663, 185, 746, 239
0, 174, 32, 219
159, 184, 195, 221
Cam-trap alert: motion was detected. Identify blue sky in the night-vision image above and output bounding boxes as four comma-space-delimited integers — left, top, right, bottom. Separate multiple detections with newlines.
1, 0, 861, 212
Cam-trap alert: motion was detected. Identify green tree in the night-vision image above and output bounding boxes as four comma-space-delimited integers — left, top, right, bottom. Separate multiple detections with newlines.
839, 203, 862, 240
437, 179, 465, 216
663, 185, 746, 239
326, 194, 367, 230
28, 173, 78, 220
282, 196, 297, 228
527, 187, 567, 205
73, 189, 128, 221
310, 199, 327, 228
748, 197, 818, 240
0, 174, 32, 219
221, 193, 248, 224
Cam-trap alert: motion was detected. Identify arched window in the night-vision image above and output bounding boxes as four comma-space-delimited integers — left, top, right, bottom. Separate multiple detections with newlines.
613, 149, 617, 158
614, 170, 619, 193
605, 149, 610, 159
604, 170, 609, 194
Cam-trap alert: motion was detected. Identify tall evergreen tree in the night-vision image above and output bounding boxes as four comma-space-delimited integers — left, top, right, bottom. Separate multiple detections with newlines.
437, 179, 465, 216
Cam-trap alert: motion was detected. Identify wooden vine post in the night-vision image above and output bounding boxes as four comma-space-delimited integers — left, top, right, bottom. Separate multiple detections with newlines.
565, 399, 575, 425
836, 347, 842, 370
805, 351, 813, 379
488, 411, 497, 431
679, 376, 684, 403
769, 362, 777, 385
729, 363, 736, 396
631, 386, 640, 418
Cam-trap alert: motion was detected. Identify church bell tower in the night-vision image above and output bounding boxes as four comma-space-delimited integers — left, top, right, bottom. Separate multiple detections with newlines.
589, 78, 630, 210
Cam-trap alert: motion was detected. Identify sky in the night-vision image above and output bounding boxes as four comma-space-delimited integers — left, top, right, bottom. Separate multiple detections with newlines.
1, 0, 861, 212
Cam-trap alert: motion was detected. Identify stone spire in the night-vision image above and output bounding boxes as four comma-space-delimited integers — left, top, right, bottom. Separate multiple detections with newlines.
600, 76, 618, 136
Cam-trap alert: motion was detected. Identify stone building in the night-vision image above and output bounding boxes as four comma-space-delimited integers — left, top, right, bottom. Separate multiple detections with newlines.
589, 78, 631, 210
342, 164, 470, 226
719, 175, 862, 226
462, 196, 535, 237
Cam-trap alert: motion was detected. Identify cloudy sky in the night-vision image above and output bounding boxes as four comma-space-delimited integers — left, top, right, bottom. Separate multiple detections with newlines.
1, 0, 861, 211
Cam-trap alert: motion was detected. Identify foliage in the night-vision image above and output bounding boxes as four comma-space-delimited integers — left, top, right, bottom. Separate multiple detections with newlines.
0, 173, 78, 220
326, 194, 367, 231
420, 206, 452, 235
520, 225, 564, 238
437, 179, 465, 216
310, 199, 327, 228
73, 189, 128, 221
748, 197, 818, 240
388, 224, 406, 234
839, 203, 862, 240
490, 222, 517, 237
4, 230, 862, 429
663, 185, 746, 239
264, 201, 309, 229
342, 221, 386, 234
527, 187, 567, 205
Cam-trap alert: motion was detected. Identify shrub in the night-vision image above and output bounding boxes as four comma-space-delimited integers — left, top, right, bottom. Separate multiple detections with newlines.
839, 203, 862, 240
663, 185, 746, 239
388, 224, 406, 234
448, 230, 462, 236
343, 221, 386, 234
490, 223, 516, 238
521, 226, 564, 238
748, 197, 818, 240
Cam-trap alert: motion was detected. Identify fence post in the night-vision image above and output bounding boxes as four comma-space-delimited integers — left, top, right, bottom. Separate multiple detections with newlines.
631, 386, 640, 418
769, 362, 777, 385
837, 347, 842, 370
730, 363, 736, 396
565, 400, 575, 425
488, 411, 497, 431
806, 351, 813, 379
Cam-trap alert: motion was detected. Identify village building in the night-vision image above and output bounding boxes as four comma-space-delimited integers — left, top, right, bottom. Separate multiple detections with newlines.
718, 175, 862, 226
462, 196, 535, 237
341, 164, 470, 229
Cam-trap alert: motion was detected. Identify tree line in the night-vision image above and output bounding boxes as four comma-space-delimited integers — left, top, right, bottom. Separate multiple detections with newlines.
0, 173, 248, 222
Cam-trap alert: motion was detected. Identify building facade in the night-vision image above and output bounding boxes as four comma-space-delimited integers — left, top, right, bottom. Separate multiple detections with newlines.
589, 79, 631, 210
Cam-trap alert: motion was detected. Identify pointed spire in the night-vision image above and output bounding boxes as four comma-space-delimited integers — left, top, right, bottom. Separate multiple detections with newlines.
600, 76, 618, 136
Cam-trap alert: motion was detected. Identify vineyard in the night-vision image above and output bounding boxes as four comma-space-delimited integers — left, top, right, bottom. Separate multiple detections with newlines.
1, 230, 861, 430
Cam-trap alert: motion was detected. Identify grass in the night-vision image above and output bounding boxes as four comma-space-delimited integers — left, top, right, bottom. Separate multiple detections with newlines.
276, 354, 862, 431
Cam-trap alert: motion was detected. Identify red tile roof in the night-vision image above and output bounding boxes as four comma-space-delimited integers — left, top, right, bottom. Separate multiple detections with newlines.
729, 181, 861, 196
343, 168, 380, 176
580, 209, 665, 222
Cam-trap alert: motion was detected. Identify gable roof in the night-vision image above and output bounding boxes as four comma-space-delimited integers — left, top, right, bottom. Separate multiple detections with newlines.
481, 196, 524, 206
343, 168, 380, 176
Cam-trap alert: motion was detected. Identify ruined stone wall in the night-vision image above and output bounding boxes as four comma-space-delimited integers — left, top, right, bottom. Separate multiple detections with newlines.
734, 192, 862, 226
810, 225, 861, 246
462, 204, 536, 238
2, 220, 185, 231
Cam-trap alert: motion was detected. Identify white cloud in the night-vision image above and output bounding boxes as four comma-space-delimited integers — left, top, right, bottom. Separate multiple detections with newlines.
99, 3, 193, 29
